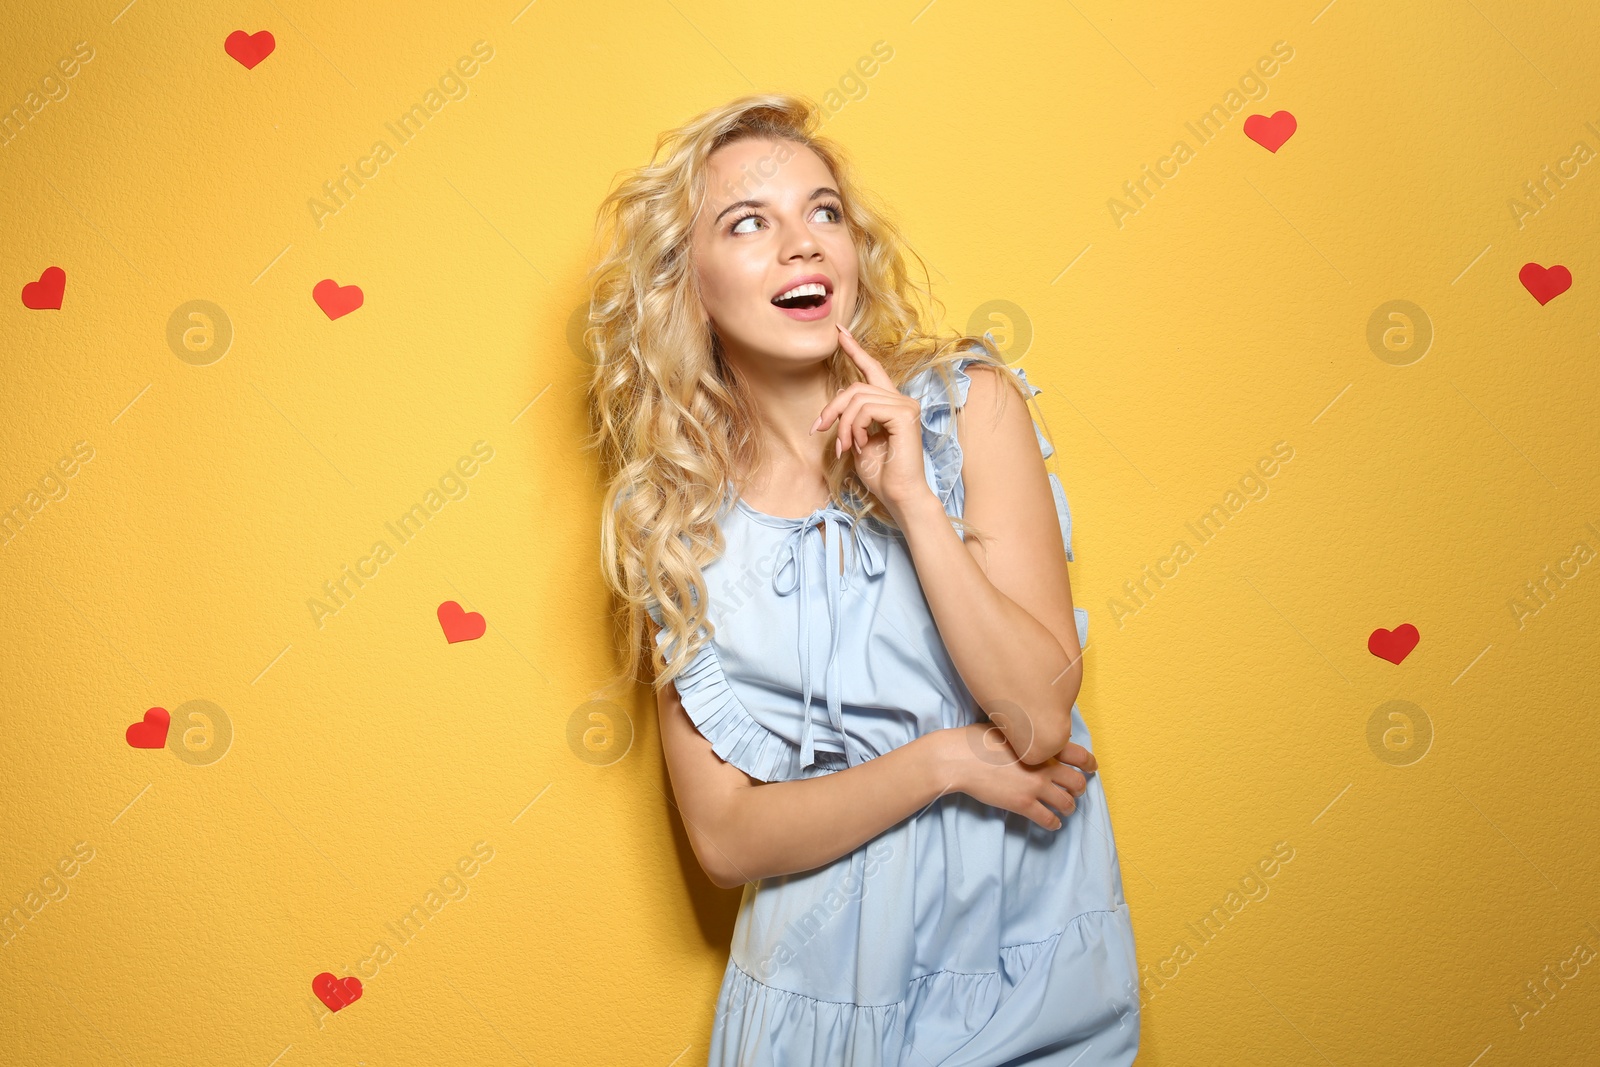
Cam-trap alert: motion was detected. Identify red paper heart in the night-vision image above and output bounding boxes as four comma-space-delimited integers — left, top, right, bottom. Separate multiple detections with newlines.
1368, 624, 1419, 665
1243, 111, 1297, 153
1519, 262, 1571, 305
313, 278, 364, 320
126, 707, 170, 748
437, 601, 486, 643
22, 266, 66, 310
312, 972, 363, 1012
225, 30, 276, 70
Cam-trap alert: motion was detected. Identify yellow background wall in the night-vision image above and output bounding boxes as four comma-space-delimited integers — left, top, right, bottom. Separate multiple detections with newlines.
3, 1, 1597, 1063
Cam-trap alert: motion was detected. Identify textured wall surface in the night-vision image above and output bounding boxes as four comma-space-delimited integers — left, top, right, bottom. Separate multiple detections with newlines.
2, 1, 1597, 1064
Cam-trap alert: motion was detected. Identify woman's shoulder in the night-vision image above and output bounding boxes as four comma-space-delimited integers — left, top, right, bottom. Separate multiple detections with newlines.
901, 341, 1080, 569
899, 343, 1033, 504
900, 342, 1040, 417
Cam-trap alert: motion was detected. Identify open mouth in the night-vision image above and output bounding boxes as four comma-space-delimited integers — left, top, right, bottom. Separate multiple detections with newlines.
771, 279, 832, 312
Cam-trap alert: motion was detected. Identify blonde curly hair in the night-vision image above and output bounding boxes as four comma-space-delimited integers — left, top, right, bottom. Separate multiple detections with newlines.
582, 92, 1032, 701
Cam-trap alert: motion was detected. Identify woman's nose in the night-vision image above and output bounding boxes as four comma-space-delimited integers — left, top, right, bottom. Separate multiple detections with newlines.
780, 226, 822, 260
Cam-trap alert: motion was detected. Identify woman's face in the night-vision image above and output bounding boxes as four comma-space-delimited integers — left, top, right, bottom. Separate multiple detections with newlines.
691, 138, 859, 368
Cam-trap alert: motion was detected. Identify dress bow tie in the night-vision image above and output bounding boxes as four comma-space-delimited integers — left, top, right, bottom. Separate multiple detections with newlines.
770, 506, 888, 771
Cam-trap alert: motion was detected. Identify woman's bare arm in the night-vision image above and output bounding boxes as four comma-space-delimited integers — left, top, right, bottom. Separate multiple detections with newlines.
890, 365, 1084, 766
819, 331, 1083, 768
654, 656, 1095, 889
656, 674, 949, 888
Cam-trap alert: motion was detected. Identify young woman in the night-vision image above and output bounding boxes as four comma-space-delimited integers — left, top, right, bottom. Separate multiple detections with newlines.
585, 94, 1139, 1066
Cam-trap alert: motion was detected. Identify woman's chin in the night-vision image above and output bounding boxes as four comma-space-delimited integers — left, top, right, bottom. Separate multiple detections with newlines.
773, 337, 844, 365
726, 333, 841, 367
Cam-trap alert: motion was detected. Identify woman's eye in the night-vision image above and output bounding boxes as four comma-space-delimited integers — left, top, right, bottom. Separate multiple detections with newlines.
728, 205, 839, 233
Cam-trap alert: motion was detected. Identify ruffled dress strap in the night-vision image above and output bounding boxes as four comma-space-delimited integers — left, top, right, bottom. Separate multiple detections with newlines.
900, 347, 1089, 649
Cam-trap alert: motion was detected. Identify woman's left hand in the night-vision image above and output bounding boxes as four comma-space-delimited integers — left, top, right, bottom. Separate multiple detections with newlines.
813, 324, 931, 516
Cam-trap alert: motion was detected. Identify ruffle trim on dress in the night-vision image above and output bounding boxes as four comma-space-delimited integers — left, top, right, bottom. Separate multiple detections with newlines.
648, 598, 849, 784
902, 349, 1090, 648
708, 908, 1134, 1067
709, 937, 1051, 1066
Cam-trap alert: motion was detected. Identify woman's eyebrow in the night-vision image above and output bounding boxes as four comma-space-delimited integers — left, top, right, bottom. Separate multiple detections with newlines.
711, 187, 842, 226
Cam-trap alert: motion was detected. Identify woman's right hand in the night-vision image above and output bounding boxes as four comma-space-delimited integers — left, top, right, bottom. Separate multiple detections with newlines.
927, 724, 1097, 830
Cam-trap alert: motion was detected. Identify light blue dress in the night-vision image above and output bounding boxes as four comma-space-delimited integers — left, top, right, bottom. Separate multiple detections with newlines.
650, 351, 1141, 1066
